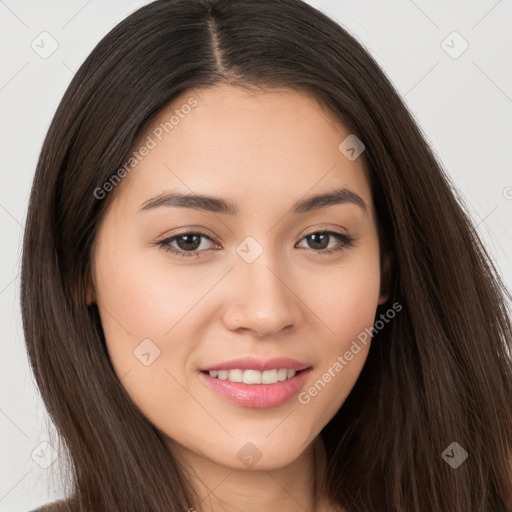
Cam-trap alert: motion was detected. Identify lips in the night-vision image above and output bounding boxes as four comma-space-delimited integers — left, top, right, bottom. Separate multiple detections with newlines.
198, 367, 312, 408
199, 356, 311, 372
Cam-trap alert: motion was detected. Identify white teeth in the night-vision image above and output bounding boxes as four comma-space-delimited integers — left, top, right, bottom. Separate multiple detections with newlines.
277, 368, 288, 381
207, 368, 298, 384
261, 369, 277, 384
227, 369, 243, 382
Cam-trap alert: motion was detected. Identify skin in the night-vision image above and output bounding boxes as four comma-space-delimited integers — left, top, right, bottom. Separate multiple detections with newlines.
89, 84, 389, 512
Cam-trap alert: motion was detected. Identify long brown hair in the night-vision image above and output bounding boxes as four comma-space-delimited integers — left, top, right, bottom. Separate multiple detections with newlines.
21, 0, 512, 510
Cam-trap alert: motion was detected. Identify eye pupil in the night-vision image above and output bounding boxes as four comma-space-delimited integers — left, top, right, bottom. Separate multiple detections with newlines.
177, 234, 201, 251
308, 233, 329, 250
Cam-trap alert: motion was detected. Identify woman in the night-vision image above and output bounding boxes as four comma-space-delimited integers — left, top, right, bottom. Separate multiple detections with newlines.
22, 0, 512, 511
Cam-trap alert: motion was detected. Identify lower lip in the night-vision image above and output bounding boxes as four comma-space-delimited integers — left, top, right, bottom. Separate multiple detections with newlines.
198, 368, 312, 409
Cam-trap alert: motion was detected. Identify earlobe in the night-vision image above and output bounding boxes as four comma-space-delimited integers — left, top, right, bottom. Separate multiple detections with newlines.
378, 253, 392, 305
86, 283, 96, 306
86, 291, 96, 306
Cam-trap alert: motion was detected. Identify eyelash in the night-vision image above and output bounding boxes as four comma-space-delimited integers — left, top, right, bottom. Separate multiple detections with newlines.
156, 230, 356, 259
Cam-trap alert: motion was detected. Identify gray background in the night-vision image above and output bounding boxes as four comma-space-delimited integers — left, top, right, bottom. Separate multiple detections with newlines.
1, 0, 511, 510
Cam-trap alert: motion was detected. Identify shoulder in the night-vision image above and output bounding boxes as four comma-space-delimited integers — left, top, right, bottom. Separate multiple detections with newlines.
27, 499, 76, 512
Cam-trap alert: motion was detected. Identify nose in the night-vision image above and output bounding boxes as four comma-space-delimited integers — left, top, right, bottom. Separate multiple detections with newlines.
221, 250, 300, 338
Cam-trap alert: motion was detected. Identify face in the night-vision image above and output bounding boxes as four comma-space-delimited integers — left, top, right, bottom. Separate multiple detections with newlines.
90, 84, 388, 471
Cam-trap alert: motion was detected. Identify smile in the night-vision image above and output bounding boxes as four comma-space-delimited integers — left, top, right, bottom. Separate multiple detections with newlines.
205, 368, 298, 384
198, 368, 312, 408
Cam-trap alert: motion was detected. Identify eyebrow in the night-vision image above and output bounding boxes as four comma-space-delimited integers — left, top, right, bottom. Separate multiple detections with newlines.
138, 186, 367, 215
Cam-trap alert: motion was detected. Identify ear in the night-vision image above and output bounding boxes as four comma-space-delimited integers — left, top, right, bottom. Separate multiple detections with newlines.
86, 285, 96, 306
378, 252, 392, 305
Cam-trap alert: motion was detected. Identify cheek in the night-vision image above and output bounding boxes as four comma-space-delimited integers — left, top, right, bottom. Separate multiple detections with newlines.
95, 242, 199, 339
92, 237, 186, 375
293, 249, 381, 418
306, 251, 382, 349
93, 250, 199, 419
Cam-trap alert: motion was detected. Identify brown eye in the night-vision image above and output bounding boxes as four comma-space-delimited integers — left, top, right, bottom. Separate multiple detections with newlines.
296, 231, 355, 255
157, 232, 217, 258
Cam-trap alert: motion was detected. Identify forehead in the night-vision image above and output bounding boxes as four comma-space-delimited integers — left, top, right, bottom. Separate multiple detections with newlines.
113, 84, 372, 216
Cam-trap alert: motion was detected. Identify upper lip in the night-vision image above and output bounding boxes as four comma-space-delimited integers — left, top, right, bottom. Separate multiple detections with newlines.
200, 356, 311, 372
